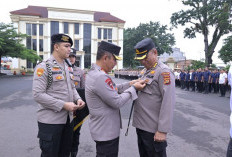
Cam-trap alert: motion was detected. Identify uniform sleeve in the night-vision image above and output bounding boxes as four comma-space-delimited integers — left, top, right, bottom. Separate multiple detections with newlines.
116, 82, 130, 94
93, 74, 137, 109
32, 63, 64, 112
80, 69, 85, 89
157, 69, 175, 133
229, 67, 232, 86
73, 84, 81, 102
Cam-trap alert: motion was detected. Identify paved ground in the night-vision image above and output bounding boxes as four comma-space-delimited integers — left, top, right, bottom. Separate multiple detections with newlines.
0, 75, 231, 157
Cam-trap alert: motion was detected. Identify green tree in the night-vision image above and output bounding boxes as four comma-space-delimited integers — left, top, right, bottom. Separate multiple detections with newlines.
0, 23, 41, 71
219, 35, 232, 63
189, 60, 206, 70
171, 0, 232, 67
123, 21, 175, 68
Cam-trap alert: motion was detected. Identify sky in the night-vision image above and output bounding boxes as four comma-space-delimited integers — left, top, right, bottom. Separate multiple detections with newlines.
1, 0, 230, 65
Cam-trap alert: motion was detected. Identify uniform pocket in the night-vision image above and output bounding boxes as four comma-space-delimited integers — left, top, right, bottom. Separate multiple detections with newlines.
38, 132, 53, 153
153, 141, 167, 152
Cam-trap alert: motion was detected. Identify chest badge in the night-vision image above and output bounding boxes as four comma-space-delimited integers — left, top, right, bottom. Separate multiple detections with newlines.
52, 67, 60, 71
150, 70, 155, 74
56, 75, 63, 80
75, 82, 79, 86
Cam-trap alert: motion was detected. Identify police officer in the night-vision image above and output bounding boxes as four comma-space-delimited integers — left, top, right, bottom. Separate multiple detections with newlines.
33, 34, 85, 157
185, 70, 190, 91
85, 41, 146, 157
69, 48, 86, 157
203, 67, 211, 94
132, 38, 175, 157
190, 69, 196, 92
180, 70, 186, 89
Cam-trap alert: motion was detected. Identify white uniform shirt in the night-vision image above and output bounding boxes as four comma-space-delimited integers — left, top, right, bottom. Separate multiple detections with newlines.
219, 72, 227, 84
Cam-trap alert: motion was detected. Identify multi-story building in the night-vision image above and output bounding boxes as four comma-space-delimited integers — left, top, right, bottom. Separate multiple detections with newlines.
10, 5, 125, 70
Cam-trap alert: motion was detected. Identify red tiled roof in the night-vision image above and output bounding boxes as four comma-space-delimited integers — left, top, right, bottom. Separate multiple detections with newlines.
94, 12, 125, 23
10, 6, 125, 23
10, 6, 48, 18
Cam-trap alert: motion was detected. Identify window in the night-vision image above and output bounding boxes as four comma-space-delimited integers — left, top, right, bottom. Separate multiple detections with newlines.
26, 37, 31, 49
32, 24, 37, 36
103, 29, 107, 39
74, 40, 79, 51
39, 24, 43, 36
51, 21, 59, 36
74, 23, 79, 34
33, 39, 37, 51
98, 28, 112, 42
39, 39, 43, 51
98, 28, 101, 39
26, 24, 31, 35
64, 22, 69, 34
83, 23, 92, 68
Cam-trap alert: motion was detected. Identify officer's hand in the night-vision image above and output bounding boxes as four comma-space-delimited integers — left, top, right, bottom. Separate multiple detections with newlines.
76, 99, 85, 110
129, 79, 140, 86
63, 102, 79, 111
154, 131, 167, 142
133, 80, 146, 91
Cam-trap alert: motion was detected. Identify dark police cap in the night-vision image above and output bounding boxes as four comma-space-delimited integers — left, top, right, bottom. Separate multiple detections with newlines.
98, 41, 122, 60
51, 34, 73, 46
134, 38, 156, 60
69, 48, 77, 57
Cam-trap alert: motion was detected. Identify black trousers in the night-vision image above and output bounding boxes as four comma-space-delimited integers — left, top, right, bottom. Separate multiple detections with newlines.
190, 81, 195, 91
220, 84, 226, 96
227, 138, 232, 157
181, 80, 185, 89
37, 117, 73, 157
204, 81, 209, 93
71, 124, 82, 156
136, 128, 167, 157
95, 137, 119, 157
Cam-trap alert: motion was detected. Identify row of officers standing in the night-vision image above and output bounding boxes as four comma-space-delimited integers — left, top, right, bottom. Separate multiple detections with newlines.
174, 67, 229, 97
33, 34, 175, 157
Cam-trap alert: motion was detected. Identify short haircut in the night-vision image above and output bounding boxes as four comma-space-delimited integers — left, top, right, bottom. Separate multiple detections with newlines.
96, 48, 112, 60
51, 42, 61, 53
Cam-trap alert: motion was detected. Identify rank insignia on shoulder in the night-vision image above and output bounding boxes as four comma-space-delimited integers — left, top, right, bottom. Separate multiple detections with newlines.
140, 71, 144, 74
150, 70, 155, 74
161, 72, 170, 85
56, 75, 63, 80
36, 68, 44, 77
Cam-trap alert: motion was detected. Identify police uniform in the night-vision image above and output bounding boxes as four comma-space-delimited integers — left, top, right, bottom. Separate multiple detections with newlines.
132, 38, 175, 157
227, 66, 232, 157
33, 34, 81, 157
203, 70, 211, 94
68, 50, 86, 157
85, 41, 137, 157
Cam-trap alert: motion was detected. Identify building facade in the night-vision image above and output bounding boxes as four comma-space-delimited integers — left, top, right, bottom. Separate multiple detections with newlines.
10, 6, 125, 70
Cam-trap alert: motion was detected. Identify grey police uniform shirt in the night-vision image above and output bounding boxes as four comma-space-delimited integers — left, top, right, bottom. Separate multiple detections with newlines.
85, 63, 137, 141
72, 65, 85, 89
133, 60, 175, 134
33, 55, 81, 124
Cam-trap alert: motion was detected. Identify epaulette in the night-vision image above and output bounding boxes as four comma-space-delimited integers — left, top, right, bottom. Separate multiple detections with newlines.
45, 60, 53, 90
